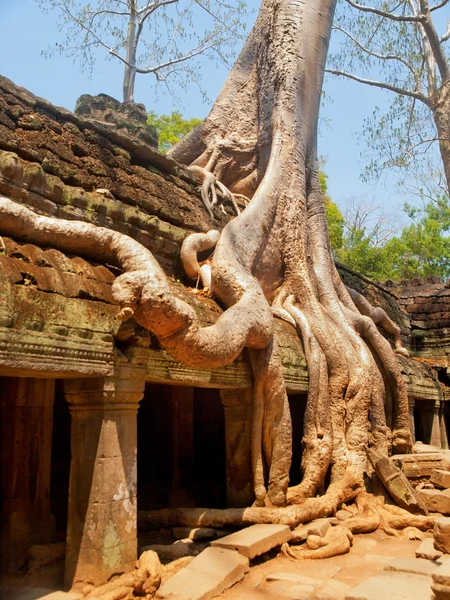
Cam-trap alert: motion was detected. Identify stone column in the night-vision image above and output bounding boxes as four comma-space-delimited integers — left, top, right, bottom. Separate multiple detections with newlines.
167, 386, 195, 507
408, 397, 416, 445
418, 400, 442, 447
220, 388, 253, 507
0, 377, 56, 573
440, 401, 449, 450
64, 370, 145, 590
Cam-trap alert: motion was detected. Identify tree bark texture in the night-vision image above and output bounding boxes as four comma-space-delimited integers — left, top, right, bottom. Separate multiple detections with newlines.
0, 0, 413, 514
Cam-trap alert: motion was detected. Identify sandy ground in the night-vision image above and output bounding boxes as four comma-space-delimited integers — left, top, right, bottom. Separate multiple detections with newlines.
219, 529, 423, 599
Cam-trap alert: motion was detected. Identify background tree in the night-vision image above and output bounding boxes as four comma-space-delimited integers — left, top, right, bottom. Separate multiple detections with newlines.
38, 0, 246, 103
327, 0, 450, 192
148, 111, 201, 152
333, 194, 450, 280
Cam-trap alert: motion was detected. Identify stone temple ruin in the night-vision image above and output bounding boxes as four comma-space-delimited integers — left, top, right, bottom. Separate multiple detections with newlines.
2, 74, 450, 596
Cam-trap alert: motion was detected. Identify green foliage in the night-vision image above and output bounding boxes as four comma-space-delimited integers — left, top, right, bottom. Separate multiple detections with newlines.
148, 111, 202, 153
334, 197, 450, 281
320, 170, 345, 252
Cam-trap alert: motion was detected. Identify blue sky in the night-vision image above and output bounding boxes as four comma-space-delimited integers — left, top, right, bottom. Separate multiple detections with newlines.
0, 0, 423, 225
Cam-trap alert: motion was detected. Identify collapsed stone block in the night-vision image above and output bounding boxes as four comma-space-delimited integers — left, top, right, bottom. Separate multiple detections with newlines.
432, 470, 450, 489
210, 524, 292, 559
417, 488, 450, 514
415, 537, 443, 560
434, 517, 450, 554
156, 547, 249, 600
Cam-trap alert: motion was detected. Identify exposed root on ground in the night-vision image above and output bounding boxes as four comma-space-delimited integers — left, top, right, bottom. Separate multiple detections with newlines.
282, 526, 353, 559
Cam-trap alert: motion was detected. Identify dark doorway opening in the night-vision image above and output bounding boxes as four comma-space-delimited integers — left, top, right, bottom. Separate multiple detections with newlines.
137, 384, 226, 511
50, 380, 71, 540
288, 393, 307, 486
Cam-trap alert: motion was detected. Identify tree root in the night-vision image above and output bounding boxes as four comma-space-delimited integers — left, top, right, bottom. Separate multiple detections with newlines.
142, 473, 362, 528
188, 165, 240, 217
282, 526, 353, 560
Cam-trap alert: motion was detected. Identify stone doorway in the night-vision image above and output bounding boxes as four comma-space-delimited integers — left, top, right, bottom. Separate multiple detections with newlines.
137, 384, 227, 512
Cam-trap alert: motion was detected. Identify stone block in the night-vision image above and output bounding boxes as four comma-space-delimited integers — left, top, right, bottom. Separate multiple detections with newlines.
417, 488, 450, 514
435, 518, 450, 554
172, 527, 216, 541
291, 519, 331, 542
315, 579, 351, 600
345, 572, 432, 600
432, 470, 450, 489
392, 453, 450, 478
415, 537, 443, 560
210, 524, 292, 559
384, 557, 440, 577
156, 547, 249, 600
336, 510, 353, 521
433, 560, 450, 599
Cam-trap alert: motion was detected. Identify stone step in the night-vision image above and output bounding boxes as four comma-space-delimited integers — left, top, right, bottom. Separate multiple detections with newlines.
156, 546, 249, 600
345, 572, 432, 600
210, 523, 292, 559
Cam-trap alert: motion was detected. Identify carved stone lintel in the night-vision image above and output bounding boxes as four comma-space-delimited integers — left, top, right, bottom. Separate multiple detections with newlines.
64, 369, 145, 590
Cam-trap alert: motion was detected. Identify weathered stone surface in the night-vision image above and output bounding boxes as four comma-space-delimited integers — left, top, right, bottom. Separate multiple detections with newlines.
432, 470, 450, 489
74, 93, 158, 149
315, 579, 351, 600
336, 510, 353, 521
417, 488, 450, 514
434, 517, 450, 553
172, 527, 217, 541
415, 537, 443, 560
291, 519, 331, 542
393, 453, 450, 478
211, 524, 292, 559
368, 449, 428, 515
345, 572, 432, 600
156, 547, 249, 600
385, 557, 441, 576
431, 580, 450, 599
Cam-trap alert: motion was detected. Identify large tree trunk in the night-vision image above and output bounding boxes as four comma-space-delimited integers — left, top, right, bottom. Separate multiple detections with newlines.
433, 81, 450, 193
0, 0, 413, 514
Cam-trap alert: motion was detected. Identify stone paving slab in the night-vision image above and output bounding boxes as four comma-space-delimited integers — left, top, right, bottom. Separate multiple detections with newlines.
384, 556, 441, 577
156, 546, 249, 600
415, 537, 443, 560
211, 524, 292, 559
345, 572, 432, 600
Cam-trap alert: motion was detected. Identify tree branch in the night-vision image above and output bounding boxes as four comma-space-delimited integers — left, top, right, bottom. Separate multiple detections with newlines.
440, 20, 450, 42
344, 0, 425, 22
136, 41, 216, 76
333, 25, 418, 78
430, 0, 449, 10
419, 0, 449, 80
326, 69, 430, 104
